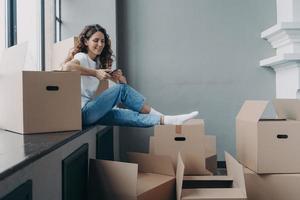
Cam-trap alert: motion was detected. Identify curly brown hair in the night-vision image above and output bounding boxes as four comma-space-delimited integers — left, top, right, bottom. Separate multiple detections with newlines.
65, 24, 113, 69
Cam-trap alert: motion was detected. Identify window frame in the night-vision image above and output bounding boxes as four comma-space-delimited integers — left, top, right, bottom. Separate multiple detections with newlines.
6, 0, 17, 47
41, 0, 45, 70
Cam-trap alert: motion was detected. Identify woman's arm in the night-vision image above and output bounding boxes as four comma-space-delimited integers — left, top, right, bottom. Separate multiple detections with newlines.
62, 59, 95, 76
62, 59, 111, 80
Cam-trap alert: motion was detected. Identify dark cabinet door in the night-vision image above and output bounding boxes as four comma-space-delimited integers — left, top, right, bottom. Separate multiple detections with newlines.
62, 143, 88, 200
1, 180, 32, 200
96, 127, 113, 160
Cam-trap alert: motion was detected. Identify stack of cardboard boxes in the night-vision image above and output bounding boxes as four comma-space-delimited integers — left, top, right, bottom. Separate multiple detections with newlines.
149, 119, 216, 175
89, 119, 248, 200
236, 99, 300, 200
152, 119, 247, 200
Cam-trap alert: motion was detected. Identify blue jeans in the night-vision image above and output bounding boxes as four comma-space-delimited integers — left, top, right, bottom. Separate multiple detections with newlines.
81, 84, 160, 127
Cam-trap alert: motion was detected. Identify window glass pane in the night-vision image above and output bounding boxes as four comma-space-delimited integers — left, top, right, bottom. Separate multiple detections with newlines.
7, 0, 17, 47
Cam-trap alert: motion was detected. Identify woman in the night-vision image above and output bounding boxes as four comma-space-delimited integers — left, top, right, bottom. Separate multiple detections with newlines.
63, 24, 198, 127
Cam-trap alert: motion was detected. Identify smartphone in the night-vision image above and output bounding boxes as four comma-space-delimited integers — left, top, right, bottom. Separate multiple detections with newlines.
108, 69, 119, 75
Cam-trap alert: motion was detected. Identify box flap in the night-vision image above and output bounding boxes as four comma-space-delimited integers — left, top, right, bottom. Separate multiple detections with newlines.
183, 119, 204, 125
137, 173, 174, 196
273, 99, 300, 120
181, 188, 246, 199
204, 135, 216, 157
183, 176, 233, 181
89, 158, 138, 198
154, 119, 204, 136
149, 136, 155, 154
178, 153, 246, 199
176, 153, 184, 200
236, 100, 268, 122
127, 152, 175, 176
225, 152, 247, 196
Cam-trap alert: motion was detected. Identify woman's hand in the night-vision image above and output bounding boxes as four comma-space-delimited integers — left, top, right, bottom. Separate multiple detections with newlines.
118, 75, 127, 84
111, 69, 127, 84
95, 69, 111, 80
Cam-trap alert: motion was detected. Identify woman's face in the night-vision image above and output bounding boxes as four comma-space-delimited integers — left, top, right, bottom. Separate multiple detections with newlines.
85, 31, 105, 59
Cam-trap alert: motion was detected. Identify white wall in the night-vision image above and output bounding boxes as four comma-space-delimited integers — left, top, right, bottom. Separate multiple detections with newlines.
0, 0, 42, 70
17, 0, 41, 70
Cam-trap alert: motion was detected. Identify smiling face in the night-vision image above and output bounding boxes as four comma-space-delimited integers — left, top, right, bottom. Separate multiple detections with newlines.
85, 31, 105, 60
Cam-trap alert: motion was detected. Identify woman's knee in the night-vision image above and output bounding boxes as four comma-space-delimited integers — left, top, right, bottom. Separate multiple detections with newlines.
114, 84, 131, 96
106, 84, 123, 96
111, 83, 127, 92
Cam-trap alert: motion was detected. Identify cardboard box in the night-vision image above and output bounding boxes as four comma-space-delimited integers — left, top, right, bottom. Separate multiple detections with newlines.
52, 36, 108, 95
88, 152, 176, 200
236, 99, 300, 174
244, 167, 300, 200
176, 152, 247, 200
150, 119, 216, 175
0, 71, 81, 134
150, 134, 217, 175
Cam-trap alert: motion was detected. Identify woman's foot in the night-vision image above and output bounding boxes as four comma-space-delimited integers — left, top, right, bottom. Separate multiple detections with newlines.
149, 107, 163, 116
162, 111, 199, 125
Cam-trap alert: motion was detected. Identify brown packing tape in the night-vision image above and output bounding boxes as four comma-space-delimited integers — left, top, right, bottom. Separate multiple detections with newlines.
176, 125, 182, 134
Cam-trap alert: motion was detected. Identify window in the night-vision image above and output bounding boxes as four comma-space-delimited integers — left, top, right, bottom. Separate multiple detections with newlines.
6, 0, 17, 47
54, 0, 61, 42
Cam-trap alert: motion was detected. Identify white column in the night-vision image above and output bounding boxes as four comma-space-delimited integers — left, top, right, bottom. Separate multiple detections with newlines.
277, 0, 300, 22
260, 0, 300, 98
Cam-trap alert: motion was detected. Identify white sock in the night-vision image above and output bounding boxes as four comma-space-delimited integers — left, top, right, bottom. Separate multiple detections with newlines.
150, 107, 163, 116
163, 111, 199, 125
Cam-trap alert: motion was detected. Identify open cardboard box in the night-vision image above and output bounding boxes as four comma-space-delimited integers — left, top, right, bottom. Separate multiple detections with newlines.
176, 152, 247, 200
244, 167, 300, 200
236, 99, 300, 174
88, 152, 176, 200
0, 43, 81, 134
150, 119, 216, 175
